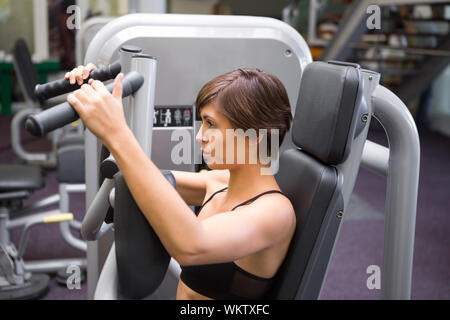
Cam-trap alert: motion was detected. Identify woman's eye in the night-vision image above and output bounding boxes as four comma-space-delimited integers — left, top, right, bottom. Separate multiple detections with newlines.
206, 121, 214, 127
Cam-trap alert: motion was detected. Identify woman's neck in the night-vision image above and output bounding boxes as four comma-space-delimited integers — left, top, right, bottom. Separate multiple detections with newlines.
224, 164, 279, 204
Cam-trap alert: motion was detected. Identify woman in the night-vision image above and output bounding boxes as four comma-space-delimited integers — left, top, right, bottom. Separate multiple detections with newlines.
66, 65, 296, 300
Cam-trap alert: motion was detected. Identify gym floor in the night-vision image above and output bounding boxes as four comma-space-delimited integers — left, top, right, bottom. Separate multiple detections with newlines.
0, 115, 448, 300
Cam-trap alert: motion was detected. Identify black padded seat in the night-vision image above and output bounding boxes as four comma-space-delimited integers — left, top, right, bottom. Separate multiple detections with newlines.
0, 165, 44, 192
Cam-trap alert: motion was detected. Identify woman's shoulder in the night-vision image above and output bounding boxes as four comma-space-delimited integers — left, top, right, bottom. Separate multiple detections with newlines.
247, 189, 296, 234
254, 189, 294, 216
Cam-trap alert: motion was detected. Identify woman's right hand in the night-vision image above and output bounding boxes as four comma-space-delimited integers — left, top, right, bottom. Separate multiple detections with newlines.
65, 63, 97, 85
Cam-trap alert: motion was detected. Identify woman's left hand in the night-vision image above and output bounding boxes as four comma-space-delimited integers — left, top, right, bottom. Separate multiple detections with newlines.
67, 73, 129, 148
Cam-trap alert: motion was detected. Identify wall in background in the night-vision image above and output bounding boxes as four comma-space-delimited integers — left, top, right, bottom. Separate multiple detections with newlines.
169, 0, 217, 14
0, 0, 34, 54
220, 0, 292, 19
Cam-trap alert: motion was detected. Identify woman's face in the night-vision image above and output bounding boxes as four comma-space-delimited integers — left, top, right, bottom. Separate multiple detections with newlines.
196, 101, 258, 170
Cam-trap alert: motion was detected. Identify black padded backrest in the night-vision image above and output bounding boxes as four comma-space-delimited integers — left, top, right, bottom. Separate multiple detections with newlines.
265, 61, 365, 299
12, 39, 41, 103
292, 61, 367, 165
114, 170, 176, 299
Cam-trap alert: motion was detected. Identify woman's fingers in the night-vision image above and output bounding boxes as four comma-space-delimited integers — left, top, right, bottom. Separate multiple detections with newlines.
69, 67, 77, 84
81, 63, 96, 80
68, 84, 98, 118
69, 66, 83, 85
86, 63, 97, 73
112, 73, 124, 100
76, 66, 85, 85
66, 64, 97, 85
74, 86, 91, 105
87, 79, 108, 97
67, 93, 85, 117
81, 67, 90, 81
90, 79, 109, 94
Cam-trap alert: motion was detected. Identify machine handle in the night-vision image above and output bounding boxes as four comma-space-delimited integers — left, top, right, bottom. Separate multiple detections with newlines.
25, 71, 144, 137
34, 61, 122, 101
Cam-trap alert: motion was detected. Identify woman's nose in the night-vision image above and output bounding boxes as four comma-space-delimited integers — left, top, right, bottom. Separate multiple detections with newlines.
195, 126, 208, 143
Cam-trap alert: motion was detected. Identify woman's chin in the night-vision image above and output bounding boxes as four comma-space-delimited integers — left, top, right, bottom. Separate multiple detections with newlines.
204, 160, 239, 171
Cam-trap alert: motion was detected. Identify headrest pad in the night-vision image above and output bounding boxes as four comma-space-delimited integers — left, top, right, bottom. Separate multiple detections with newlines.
291, 61, 367, 165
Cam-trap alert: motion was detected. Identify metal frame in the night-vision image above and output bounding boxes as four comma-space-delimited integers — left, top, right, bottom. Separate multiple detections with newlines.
371, 84, 420, 299
75, 17, 114, 66
11, 56, 59, 168
59, 183, 87, 252
3, 182, 87, 275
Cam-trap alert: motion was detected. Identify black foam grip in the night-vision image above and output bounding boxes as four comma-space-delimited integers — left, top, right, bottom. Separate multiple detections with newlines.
34, 61, 121, 101
26, 71, 144, 137
100, 156, 119, 180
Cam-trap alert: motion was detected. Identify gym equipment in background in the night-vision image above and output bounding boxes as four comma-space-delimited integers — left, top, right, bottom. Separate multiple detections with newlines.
0, 61, 139, 300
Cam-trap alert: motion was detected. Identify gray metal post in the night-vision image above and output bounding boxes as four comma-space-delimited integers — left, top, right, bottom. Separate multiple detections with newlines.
0, 208, 9, 246
361, 140, 389, 177
129, 54, 157, 157
372, 85, 420, 300
85, 130, 100, 299
119, 45, 142, 125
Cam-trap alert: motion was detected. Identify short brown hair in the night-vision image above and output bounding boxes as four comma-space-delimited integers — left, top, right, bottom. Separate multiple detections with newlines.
196, 68, 292, 157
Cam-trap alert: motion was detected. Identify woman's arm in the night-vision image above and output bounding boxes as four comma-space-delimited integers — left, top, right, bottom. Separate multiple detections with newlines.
171, 170, 208, 206
171, 169, 230, 206
108, 129, 206, 263
67, 75, 203, 261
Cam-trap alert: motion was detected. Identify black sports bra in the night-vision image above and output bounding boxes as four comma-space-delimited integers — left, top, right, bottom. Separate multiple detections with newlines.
180, 187, 286, 299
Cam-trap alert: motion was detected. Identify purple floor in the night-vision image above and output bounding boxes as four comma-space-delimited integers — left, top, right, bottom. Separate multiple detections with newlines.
0, 115, 449, 300
321, 128, 450, 300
